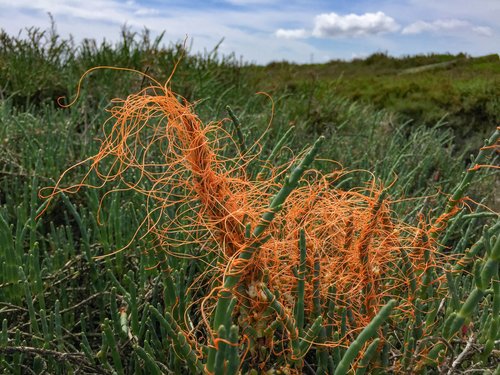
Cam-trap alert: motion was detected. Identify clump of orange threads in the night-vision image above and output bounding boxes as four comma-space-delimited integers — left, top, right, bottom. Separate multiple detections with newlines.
41, 67, 453, 358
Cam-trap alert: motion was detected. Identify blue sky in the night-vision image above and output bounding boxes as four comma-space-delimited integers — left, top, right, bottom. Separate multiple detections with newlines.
0, 0, 498, 64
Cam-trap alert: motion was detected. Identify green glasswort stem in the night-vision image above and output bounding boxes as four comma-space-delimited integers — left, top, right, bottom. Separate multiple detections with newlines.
262, 286, 301, 365
149, 306, 204, 373
133, 345, 162, 375
334, 299, 396, 375
225, 325, 240, 375
224, 297, 238, 330
493, 280, 500, 328
483, 277, 499, 360
400, 249, 416, 296
226, 105, 246, 155
30, 244, 45, 312
214, 325, 227, 375
295, 228, 307, 336
313, 257, 321, 319
1, 319, 7, 347
103, 318, 124, 375
355, 338, 380, 375
206, 137, 324, 373
110, 287, 125, 340
299, 315, 323, 354
326, 286, 336, 339
263, 318, 282, 337
54, 300, 63, 351
312, 256, 328, 373
454, 221, 500, 271
18, 267, 40, 337
39, 309, 50, 346
445, 267, 460, 311
256, 125, 295, 180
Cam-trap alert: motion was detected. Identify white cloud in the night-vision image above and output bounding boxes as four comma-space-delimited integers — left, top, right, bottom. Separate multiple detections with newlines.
312, 11, 400, 38
472, 26, 493, 37
0, 0, 142, 25
402, 19, 493, 37
134, 8, 160, 17
401, 21, 428, 34
275, 28, 308, 39
402, 19, 467, 34
433, 19, 469, 29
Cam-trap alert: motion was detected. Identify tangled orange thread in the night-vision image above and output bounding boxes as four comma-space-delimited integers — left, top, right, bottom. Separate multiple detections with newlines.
40, 67, 455, 367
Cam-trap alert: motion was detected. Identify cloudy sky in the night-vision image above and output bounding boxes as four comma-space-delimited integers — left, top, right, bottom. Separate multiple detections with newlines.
0, 0, 498, 64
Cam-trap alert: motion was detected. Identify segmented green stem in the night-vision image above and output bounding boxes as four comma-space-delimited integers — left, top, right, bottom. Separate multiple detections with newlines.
256, 125, 295, 180
226, 106, 246, 155
295, 228, 307, 336
334, 299, 396, 375
149, 306, 204, 373
262, 286, 302, 365
226, 325, 240, 375
355, 338, 380, 375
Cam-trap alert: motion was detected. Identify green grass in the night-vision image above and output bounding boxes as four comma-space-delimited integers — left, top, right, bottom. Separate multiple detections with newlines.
0, 26, 499, 374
